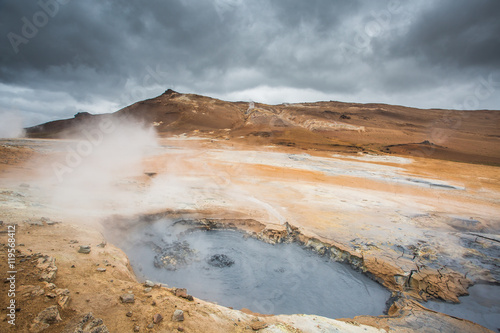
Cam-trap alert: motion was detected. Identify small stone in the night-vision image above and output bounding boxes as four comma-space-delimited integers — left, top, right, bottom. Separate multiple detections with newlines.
144, 280, 155, 288
134, 325, 140, 332
173, 288, 194, 301
172, 309, 184, 322
62, 312, 109, 333
177, 327, 184, 332
151, 301, 156, 306
147, 323, 154, 329
97, 268, 106, 272
44, 283, 57, 290
144, 287, 152, 293
251, 322, 268, 331
69, 240, 79, 244
126, 311, 133, 317
78, 245, 91, 254
173, 288, 187, 298
30, 306, 62, 332
153, 313, 163, 324
120, 293, 135, 303
71, 265, 76, 268
46, 293, 57, 298
58, 295, 71, 309
55, 288, 70, 296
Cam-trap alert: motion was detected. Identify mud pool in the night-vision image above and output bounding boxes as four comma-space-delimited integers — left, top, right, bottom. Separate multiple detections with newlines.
425, 284, 500, 332
112, 220, 391, 319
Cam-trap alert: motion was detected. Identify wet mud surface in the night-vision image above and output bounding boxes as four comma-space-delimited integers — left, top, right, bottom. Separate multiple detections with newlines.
112, 220, 391, 319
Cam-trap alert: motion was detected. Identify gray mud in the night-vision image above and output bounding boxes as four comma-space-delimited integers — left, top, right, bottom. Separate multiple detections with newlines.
425, 284, 500, 332
115, 219, 391, 319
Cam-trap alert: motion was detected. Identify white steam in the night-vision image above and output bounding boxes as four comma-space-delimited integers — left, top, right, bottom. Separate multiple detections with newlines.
0, 111, 25, 138
41, 117, 159, 216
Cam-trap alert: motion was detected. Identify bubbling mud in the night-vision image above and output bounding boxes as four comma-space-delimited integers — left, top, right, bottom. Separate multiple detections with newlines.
114, 219, 391, 319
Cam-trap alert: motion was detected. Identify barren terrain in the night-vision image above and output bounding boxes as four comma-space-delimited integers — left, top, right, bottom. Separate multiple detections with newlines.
1, 91, 499, 332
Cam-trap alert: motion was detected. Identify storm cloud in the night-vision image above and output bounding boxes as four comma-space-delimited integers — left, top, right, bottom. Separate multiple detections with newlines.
1, 0, 499, 128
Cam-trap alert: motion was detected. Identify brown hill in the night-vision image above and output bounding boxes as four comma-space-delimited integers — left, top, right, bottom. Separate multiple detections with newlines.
25, 89, 500, 165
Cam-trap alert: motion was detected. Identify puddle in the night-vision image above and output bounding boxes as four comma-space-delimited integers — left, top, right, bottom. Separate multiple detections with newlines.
109, 219, 391, 319
424, 284, 500, 332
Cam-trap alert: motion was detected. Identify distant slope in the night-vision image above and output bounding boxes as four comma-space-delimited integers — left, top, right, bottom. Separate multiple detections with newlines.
24, 89, 500, 165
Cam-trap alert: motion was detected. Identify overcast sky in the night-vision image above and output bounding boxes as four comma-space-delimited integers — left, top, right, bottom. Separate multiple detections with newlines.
1, 0, 499, 130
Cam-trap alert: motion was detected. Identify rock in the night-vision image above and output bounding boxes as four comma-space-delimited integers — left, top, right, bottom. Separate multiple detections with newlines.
173, 288, 194, 301
153, 313, 163, 324
43, 217, 60, 225
26, 219, 44, 226
144, 280, 155, 288
177, 327, 184, 332
30, 306, 62, 332
97, 268, 106, 272
37, 256, 57, 282
44, 282, 57, 290
147, 323, 154, 329
251, 322, 268, 331
19, 285, 45, 297
56, 288, 70, 296
62, 312, 109, 333
120, 293, 135, 303
144, 287, 152, 293
46, 293, 57, 298
58, 295, 71, 309
173, 288, 187, 298
172, 309, 184, 322
78, 245, 91, 254
134, 325, 140, 332
69, 240, 79, 244
126, 311, 133, 317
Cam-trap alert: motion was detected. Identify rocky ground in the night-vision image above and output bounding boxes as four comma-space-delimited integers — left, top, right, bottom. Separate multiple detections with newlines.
0, 132, 498, 332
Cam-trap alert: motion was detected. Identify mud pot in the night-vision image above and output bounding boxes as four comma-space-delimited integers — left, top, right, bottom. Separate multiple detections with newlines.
105, 217, 391, 319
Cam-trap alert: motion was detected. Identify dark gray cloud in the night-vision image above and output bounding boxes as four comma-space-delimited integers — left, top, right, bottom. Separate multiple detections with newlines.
0, 0, 499, 130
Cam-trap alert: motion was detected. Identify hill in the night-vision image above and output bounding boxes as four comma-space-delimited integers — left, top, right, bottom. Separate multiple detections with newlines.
25, 89, 500, 165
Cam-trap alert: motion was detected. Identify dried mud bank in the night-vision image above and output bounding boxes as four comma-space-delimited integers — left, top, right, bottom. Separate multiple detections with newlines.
106, 214, 480, 308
